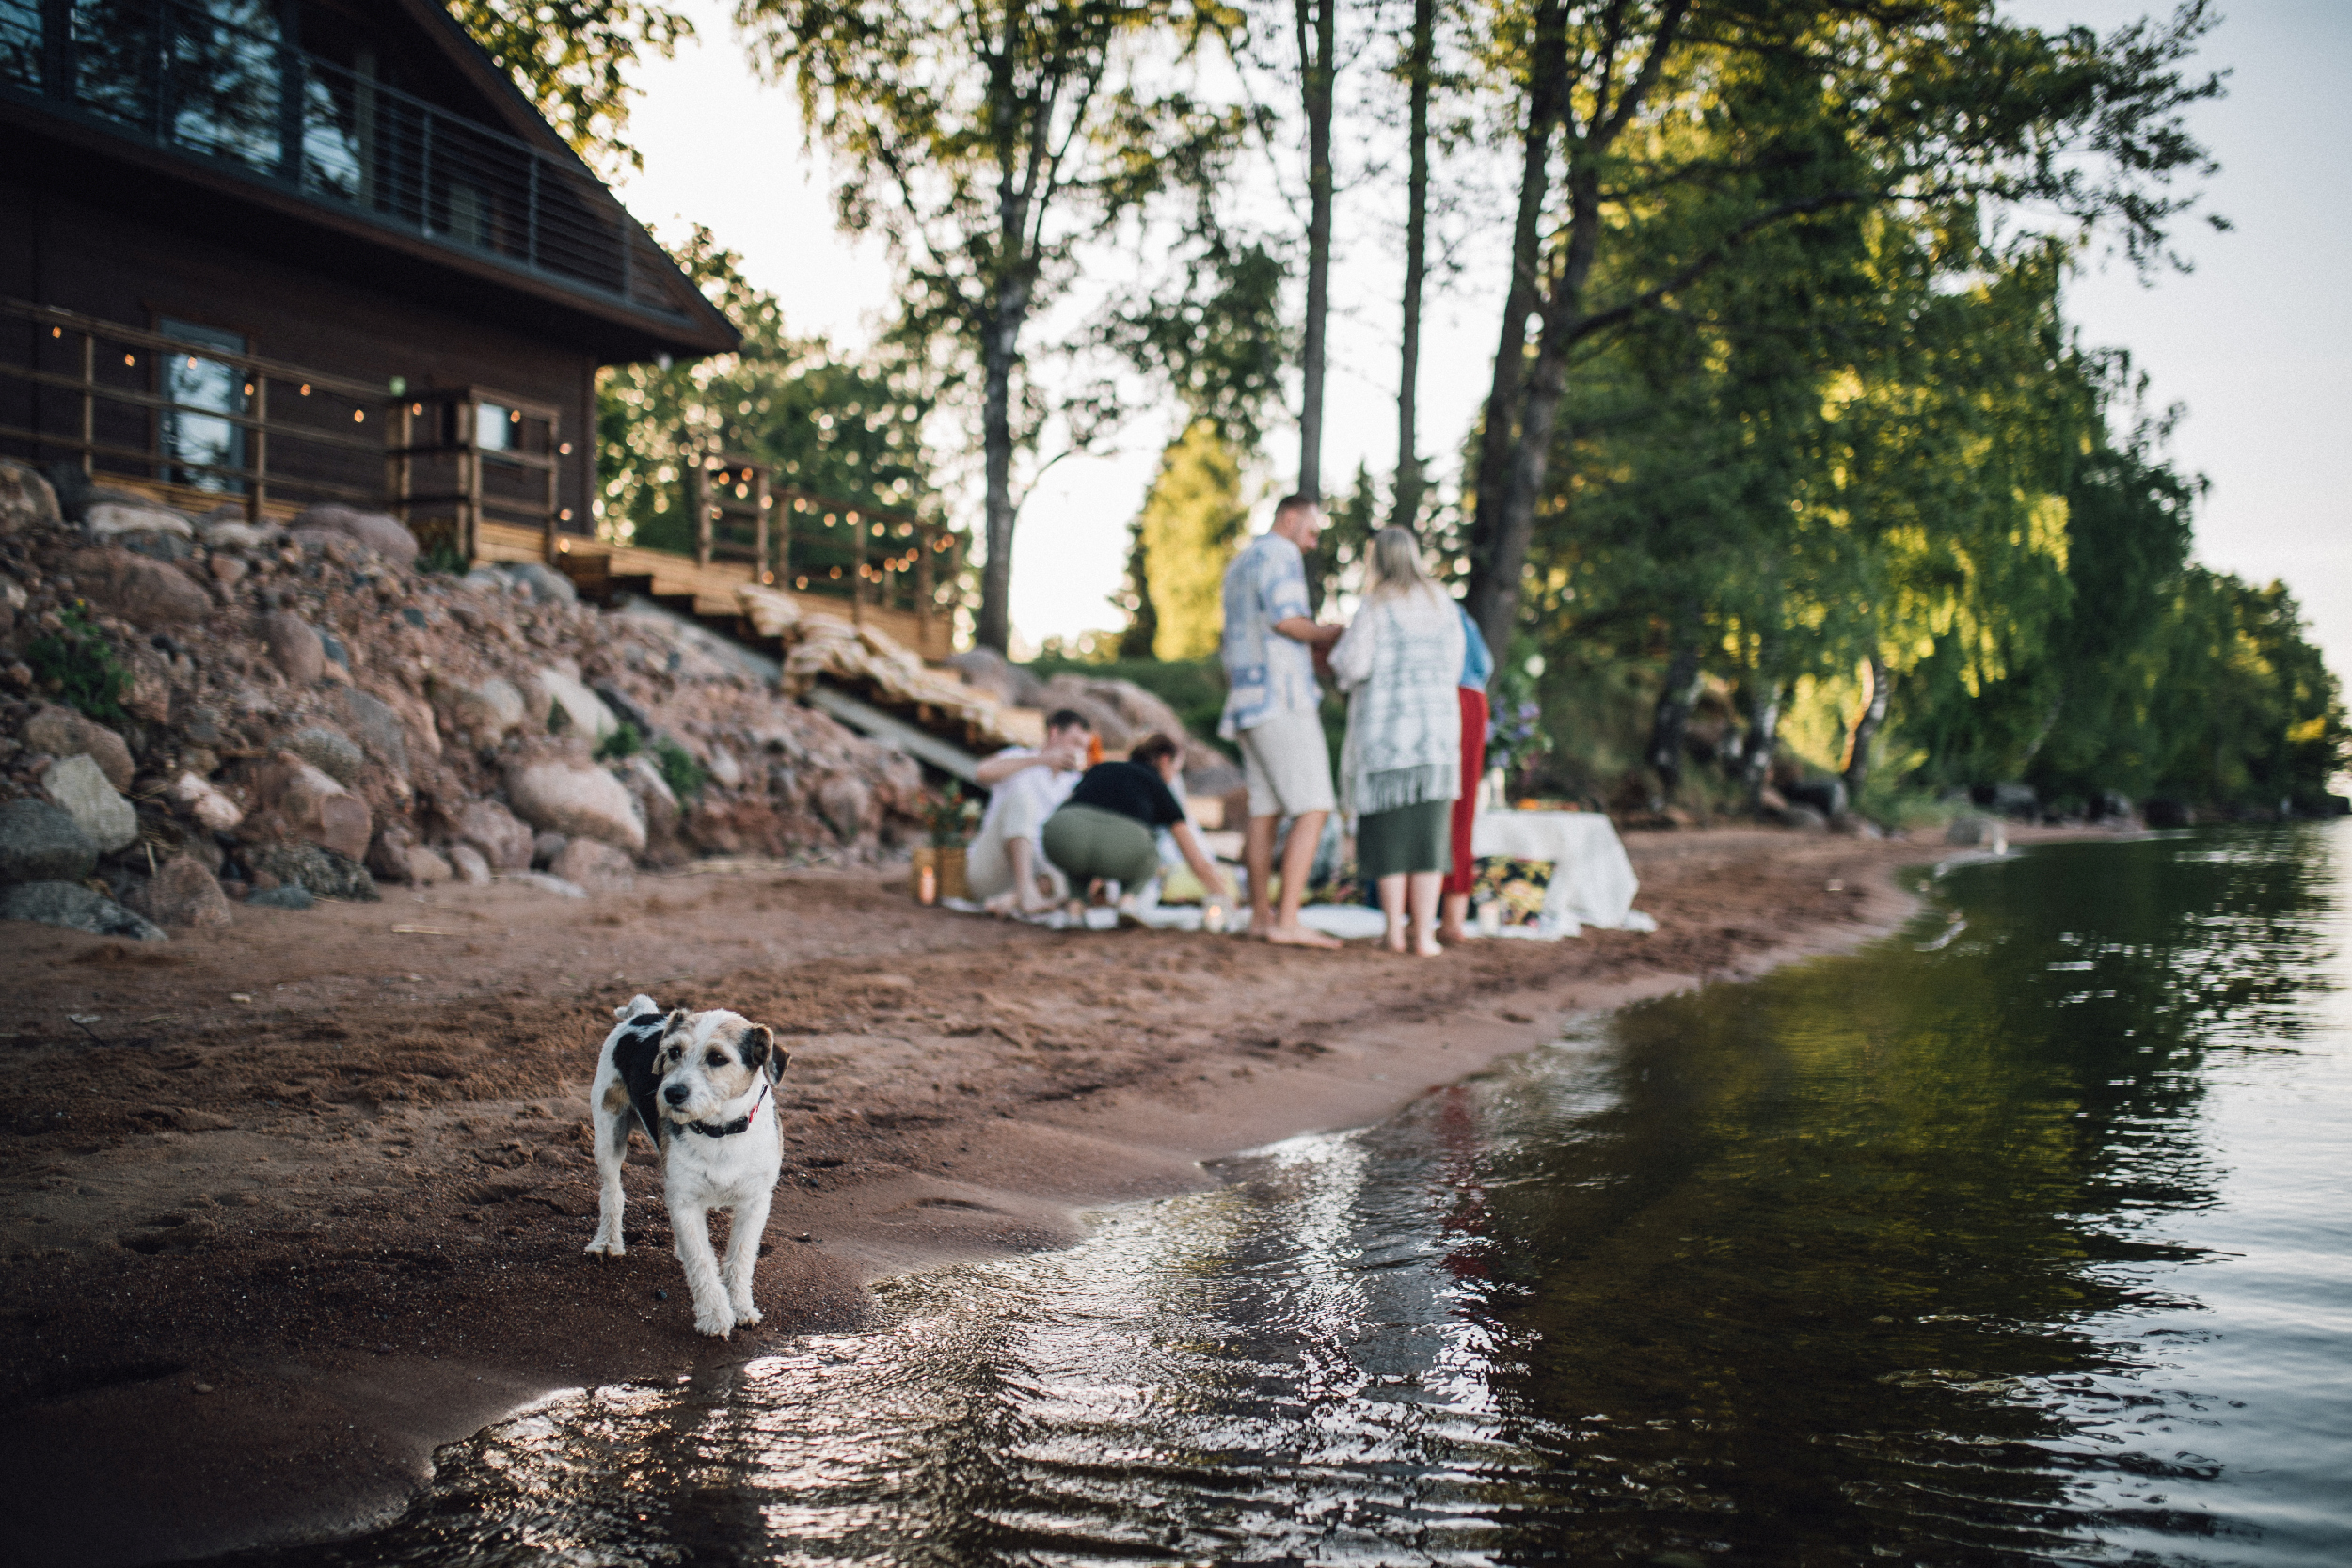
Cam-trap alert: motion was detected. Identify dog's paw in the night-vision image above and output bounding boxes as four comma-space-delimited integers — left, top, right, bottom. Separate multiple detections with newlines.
584, 1234, 626, 1258
734, 1304, 763, 1327
693, 1306, 736, 1338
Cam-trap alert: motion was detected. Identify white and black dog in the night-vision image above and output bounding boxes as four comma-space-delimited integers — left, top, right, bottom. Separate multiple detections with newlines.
585, 994, 789, 1338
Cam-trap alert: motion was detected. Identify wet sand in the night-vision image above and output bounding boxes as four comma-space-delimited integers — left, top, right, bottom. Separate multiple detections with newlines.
0, 826, 2080, 1565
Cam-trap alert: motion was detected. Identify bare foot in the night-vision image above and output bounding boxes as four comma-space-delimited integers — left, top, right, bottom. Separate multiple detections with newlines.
1415, 938, 1445, 958
1437, 923, 1466, 944
1264, 923, 1343, 950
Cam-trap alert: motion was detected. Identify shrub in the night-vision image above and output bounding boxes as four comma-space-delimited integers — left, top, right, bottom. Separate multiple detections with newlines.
595, 722, 642, 761
654, 738, 707, 800
25, 600, 130, 721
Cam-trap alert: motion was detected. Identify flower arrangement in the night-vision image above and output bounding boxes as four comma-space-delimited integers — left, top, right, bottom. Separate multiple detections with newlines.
927, 784, 983, 847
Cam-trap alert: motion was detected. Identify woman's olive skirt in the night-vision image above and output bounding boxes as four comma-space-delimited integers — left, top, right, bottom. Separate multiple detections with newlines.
1356, 798, 1454, 880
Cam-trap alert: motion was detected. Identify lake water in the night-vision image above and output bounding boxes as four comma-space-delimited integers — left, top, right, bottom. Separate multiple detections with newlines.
230, 824, 2350, 1566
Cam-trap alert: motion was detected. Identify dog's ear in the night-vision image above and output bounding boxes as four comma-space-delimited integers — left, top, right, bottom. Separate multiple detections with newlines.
740, 1024, 785, 1083
661, 1007, 691, 1037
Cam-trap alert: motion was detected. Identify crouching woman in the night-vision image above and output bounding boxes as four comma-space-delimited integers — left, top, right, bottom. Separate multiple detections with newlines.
1041, 733, 1235, 911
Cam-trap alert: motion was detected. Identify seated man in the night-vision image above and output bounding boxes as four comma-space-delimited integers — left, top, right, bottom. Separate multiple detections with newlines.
966, 708, 1092, 914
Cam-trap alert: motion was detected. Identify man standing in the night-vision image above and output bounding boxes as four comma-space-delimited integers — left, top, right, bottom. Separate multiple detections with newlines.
1220, 493, 1344, 948
968, 707, 1093, 915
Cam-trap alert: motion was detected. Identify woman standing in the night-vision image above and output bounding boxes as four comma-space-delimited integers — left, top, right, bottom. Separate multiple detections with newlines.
1438, 607, 1493, 943
1328, 528, 1464, 955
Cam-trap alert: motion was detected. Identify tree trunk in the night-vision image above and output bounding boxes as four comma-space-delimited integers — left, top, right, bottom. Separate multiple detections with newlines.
975, 287, 1024, 652
1390, 0, 1434, 530
1462, 0, 1565, 641
1295, 0, 1337, 499
1840, 652, 1890, 797
1741, 676, 1784, 803
1645, 617, 1704, 799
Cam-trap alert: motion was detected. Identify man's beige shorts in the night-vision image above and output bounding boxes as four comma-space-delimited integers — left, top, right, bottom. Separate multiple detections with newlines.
1237, 707, 1337, 819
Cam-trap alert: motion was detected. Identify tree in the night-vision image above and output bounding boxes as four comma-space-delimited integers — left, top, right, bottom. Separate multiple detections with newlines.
1132, 420, 1254, 658
1391, 0, 1438, 528
739, 0, 1250, 653
450, 0, 695, 174
1459, 0, 2224, 658
1292, 0, 1340, 499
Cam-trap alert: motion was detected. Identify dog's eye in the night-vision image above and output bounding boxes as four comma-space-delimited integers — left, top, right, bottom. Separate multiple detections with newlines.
706, 1051, 728, 1068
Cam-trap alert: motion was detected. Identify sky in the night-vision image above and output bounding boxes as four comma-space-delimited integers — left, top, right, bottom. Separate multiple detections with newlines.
613, 1, 2350, 679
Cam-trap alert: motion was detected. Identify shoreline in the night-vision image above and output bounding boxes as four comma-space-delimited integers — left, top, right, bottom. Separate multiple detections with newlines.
2, 825, 2088, 1565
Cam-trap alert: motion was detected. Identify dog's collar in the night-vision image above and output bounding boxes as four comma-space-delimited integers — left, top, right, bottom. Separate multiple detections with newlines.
681, 1079, 770, 1139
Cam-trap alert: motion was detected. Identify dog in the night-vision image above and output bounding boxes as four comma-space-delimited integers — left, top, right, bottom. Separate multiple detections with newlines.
585, 994, 789, 1338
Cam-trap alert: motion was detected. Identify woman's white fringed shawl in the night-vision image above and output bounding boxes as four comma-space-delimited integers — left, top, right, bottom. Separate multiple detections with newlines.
1330, 586, 1465, 822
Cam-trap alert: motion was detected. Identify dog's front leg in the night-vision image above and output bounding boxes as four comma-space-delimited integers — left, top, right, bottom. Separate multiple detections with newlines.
723, 1186, 772, 1327
670, 1196, 734, 1338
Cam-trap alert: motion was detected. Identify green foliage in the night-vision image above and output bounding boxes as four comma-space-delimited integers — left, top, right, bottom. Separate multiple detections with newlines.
449, 0, 694, 175
595, 723, 642, 761
596, 226, 959, 598
26, 601, 130, 722
1133, 420, 1250, 660
653, 737, 707, 800
416, 536, 469, 576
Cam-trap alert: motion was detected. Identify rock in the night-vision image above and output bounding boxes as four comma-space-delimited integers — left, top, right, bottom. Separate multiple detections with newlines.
1973, 781, 2038, 819
170, 771, 244, 832
531, 831, 568, 868
286, 724, 365, 786
44, 752, 139, 851
22, 705, 135, 791
531, 667, 619, 740
0, 798, 98, 885
406, 846, 453, 885
243, 841, 377, 901
86, 501, 195, 542
505, 759, 646, 853
68, 546, 213, 626
431, 674, 526, 746
289, 504, 420, 569
2143, 798, 2195, 829
0, 880, 167, 940
246, 884, 314, 911
1035, 673, 1189, 754
1, 458, 62, 533
503, 562, 577, 605
1944, 815, 2009, 851
813, 770, 873, 843
136, 854, 231, 927
1773, 803, 1830, 831
335, 689, 409, 779
248, 754, 371, 860
262, 610, 326, 685
197, 517, 280, 552
2090, 790, 2135, 823
367, 820, 421, 884
707, 746, 743, 789
318, 629, 350, 671
454, 798, 534, 870
946, 647, 1048, 708
550, 836, 635, 893
621, 753, 680, 827
1786, 776, 1849, 819
446, 844, 493, 885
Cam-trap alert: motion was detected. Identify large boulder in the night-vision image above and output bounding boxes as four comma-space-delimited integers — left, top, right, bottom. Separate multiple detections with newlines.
503, 562, 577, 605
286, 724, 365, 787
0, 881, 167, 942
335, 689, 410, 779
44, 752, 139, 851
446, 843, 493, 885
531, 667, 619, 741
86, 502, 195, 543
289, 504, 419, 569
169, 771, 244, 832
0, 798, 98, 885
550, 836, 635, 893
504, 759, 646, 853
453, 798, 534, 870
134, 853, 232, 927
244, 841, 377, 901
0, 458, 62, 534
246, 754, 371, 861
811, 769, 873, 843
69, 546, 212, 626
1034, 673, 1191, 755
22, 705, 135, 791
262, 610, 326, 686
946, 647, 1048, 708
431, 674, 527, 746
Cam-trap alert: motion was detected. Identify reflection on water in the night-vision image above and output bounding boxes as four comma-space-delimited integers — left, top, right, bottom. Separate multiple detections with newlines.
226, 826, 2351, 1566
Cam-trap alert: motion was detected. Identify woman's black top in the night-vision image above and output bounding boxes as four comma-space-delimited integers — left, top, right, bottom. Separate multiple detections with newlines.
1062, 761, 1185, 828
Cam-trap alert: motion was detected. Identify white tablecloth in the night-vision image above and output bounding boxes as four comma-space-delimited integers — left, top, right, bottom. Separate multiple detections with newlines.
1470, 810, 1651, 938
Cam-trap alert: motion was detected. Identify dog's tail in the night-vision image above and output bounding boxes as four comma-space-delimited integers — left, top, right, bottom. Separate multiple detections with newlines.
614, 992, 661, 1022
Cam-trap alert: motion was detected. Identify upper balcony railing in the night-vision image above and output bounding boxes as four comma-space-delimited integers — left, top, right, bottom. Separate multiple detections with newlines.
0, 0, 686, 323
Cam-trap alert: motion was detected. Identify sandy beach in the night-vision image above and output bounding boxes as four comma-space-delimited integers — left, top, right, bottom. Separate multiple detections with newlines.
0, 825, 2072, 1565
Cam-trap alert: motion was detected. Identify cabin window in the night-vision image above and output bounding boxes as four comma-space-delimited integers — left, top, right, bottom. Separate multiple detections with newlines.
156, 317, 247, 493
476, 402, 521, 452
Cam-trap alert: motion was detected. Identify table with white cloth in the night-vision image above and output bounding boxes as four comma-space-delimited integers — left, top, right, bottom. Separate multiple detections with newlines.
1469, 809, 1653, 938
